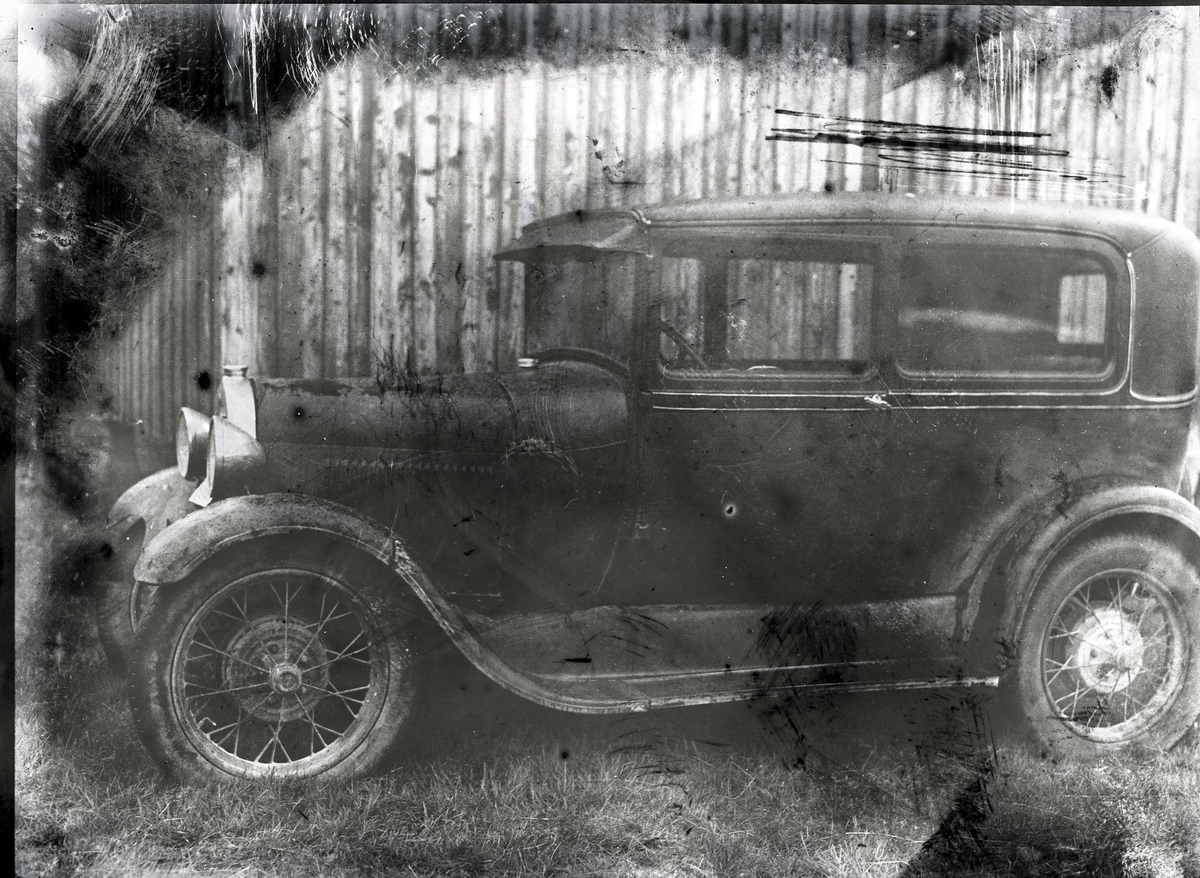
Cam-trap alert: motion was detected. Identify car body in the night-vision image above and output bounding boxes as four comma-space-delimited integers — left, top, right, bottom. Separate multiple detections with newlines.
104, 193, 1200, 781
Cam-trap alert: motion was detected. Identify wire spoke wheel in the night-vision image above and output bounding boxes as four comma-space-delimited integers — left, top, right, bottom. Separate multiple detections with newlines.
173, 570, 387, 777
1013, 532, 1200, 757
130, 540, 416, 783
1041, 571, 1186, 743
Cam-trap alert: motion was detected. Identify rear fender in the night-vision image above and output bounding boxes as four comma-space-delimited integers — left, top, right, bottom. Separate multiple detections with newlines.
964, 480, 1200, 669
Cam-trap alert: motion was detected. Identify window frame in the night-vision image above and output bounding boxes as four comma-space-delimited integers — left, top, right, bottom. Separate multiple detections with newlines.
520, 249, 638, 365
651, 231, 884, 384
880, 229, 1130, 393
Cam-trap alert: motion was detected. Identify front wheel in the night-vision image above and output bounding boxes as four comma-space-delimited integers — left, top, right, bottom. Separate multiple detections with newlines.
128, 540, 418, 782
1012, 532, 1200, 757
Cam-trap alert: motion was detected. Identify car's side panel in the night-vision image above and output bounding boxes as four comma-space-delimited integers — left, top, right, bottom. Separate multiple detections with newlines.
250, 363, 633, 606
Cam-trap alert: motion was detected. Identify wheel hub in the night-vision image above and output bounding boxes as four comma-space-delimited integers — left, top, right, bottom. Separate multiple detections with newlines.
1071, 608, 1144, 695
269, 663, 303, 694
223, 617, 332, 722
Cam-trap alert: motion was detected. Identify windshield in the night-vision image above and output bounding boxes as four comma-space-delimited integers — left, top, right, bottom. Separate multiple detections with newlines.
523, 253, 635, 362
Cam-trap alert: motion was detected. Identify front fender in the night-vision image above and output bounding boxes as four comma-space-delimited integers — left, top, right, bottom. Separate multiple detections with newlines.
134, 493, 402, 585
108, 466, 199, 548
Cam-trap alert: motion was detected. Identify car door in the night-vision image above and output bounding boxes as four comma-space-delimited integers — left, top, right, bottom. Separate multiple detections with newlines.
625, 228, 914, 610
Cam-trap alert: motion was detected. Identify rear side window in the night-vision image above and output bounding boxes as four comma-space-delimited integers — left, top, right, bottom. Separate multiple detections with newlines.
659, 250, 875, 374
895, 247, 1112, 377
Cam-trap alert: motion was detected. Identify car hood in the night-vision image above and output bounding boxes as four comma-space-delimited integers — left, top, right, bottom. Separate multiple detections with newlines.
253, 361, 628, 456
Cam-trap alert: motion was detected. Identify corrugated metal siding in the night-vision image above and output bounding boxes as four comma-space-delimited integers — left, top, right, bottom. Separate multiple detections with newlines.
95, 6, 1200, 438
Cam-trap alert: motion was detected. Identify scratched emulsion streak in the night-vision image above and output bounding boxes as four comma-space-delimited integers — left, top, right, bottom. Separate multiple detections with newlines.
769, 110, 1121, 187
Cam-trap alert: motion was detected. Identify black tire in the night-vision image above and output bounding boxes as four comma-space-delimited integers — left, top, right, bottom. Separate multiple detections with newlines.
1012, 532, 1200, 758
127, 538, 420, 782
95, 521, 152, 677
97, 578, 157, 677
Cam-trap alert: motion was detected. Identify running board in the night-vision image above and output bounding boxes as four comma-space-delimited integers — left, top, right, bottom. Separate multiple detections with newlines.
394, 549, 996, 715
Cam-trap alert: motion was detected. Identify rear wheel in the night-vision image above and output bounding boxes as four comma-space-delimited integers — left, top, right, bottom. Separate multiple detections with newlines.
128, 540, 418, 782
1013, 532, 1200, 757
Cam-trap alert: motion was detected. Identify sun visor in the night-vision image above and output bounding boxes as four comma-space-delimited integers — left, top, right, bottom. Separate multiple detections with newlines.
495, 211, 651, 262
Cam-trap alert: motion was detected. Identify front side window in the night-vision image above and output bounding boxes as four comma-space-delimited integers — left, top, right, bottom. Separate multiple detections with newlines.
523, 253, 635, 362
895, 247, 1112, 377
658, 247, 875, 374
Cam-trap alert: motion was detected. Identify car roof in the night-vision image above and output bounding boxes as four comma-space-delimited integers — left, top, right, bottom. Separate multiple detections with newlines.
508, 193, 1189, 256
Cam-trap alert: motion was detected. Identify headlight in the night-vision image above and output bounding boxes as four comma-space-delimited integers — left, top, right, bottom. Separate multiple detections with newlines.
205, 415, 266, 497
185, 364, 263, 507
176, 408, 211, 480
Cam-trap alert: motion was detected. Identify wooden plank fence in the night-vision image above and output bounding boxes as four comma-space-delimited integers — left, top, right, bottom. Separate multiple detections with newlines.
92, 5, 1200, 439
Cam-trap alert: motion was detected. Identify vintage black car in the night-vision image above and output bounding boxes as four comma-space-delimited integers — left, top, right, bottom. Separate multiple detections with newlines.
99, 193, 1200, 782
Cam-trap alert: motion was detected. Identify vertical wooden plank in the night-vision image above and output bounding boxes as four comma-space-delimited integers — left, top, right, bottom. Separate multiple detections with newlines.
622, 58, 643, 207
207, 168, 222, 387
606, 62, 629, 207
665, 61, 685, 200
681, 63, 705, 200
1117, 41, 1142, 212
182, 218, 195, 410
1174, 11, 1200, 229
143, 278, 153, 433
351, 57, 376, 377
518, 60, 542, 227
172, 223, 185, 419
1016, 35, 1036, 203
257, 146, 280, 378
437, 75, 466, 372
148, 248, 161, 436
323, 62, 352, 376
413, 78, 440, 372
299, 79, 328, 377
370, 64, 398, 377
127, 287, 136, 422
703, 58, 721, 198
182, 215, 199, 411
117, 320, 124, 419
570, 66, 592, 209
1139, 47, 1162, 215
583, 52, 603, 208
460, 80, 483, 374
1158, 20, 1184, 221
478, 74, 500, 372
541, 67, 568, 218
719, 55, 743, 198
772, 61, 791, 195
841, 68, 866, 193
191, 217, 203, 404
496, 67, 524, 368
1030, 39, 1051, 204
130, 289, 138, 420
128, 292, 136, 425
641, 63, 666, 205
273, 119, 301, 378
218, 152, 261, 374
394, 73, 416, 372
737, 62, 758, 197
856, 7, 884, 193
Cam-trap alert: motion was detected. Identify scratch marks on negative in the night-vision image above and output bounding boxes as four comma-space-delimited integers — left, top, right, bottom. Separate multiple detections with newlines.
768, 110, 1124, 192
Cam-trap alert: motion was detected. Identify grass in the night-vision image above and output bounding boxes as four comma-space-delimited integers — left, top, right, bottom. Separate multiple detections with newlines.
16, 672, 941, 877
15, 452, 1200, 877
